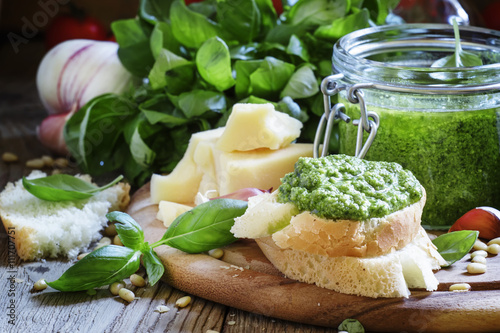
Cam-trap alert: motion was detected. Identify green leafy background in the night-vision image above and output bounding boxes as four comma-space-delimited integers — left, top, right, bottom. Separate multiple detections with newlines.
65, 0, 399, 186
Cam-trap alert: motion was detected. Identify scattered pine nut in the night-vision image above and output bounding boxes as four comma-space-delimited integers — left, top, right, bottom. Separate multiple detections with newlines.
487, 237, 500, 246
467, 263, 487, 274
53, 157, 69, 168
208, 248, 224, 259
51, 169, 62, 175
156, 305, 170, 313
486, 243, 500, 255
41, 155, 54, 167
175, 296, 191, 308
470, 250, 488, 259
118, 288, 135, 302
77, 252, 89, 260
109, 281, 126, 295
206, 330, 219, 333
2, 152, 19, 163
113, 235, 123, 246
26, 158, 45, 169
33, 279, 47, 291
130, 274, 146, 287
95, 237, 112, 249
104, 223, 117, 237
473, 240, 488, 251
227, 321, 236, 326
449, 283, 471, 292
471, 255, 487, 264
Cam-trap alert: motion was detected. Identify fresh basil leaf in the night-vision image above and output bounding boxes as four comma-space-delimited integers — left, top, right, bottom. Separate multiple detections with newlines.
64, 94, 136, 175
286, 0, 349, 27
432, 230, 479, 267
47, 245, 141, 292
362, 0, 400, 25
148, 48, 192, 90
280, 65, 319, 99
150, 22, 184, 59
140, 95, 189, 127
216, 0, 261, 43
249, 56, 295, 100
195, 37, 235, 92
313, 8, 370, 41
170, 1, 219, 49
234, 59, 263, 99
142, 246, 165, 286
277, 96, 309, 123
106, 211, 145, 250
286, 35, 310, 62
338, 318, 365, 333
177, 90, 227, 118
123, 115, 158, 168
22, 174, 123, 202
160, 199, 248, 253
112, 18, 155, 77
431, 18, 483, 68
139, 0, 174, 25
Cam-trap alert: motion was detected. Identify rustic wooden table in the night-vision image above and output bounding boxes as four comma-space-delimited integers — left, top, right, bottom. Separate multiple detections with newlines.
0, 40, 336, 333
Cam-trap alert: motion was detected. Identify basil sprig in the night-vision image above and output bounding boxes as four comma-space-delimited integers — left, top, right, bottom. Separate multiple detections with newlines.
22, 174, 124, 201
47, 199, 247, 292
432, 230, 479, 267
431, 18, 483, 68
338, 318, 365, 333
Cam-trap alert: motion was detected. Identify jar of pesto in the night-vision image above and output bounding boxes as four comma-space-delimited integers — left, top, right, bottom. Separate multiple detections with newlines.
316, 24, 500, 229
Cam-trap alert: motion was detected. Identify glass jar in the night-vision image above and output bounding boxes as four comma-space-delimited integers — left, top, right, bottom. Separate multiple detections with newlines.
317, 24, 500, 229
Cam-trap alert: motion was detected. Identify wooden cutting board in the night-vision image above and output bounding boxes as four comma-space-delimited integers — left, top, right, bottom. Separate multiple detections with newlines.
127, 184, 500, 333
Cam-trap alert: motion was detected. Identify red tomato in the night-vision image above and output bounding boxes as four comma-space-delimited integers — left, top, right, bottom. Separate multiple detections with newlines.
45, 15, 108, 49
184, 0, 205, 4
272, 0, 283, 15
481, 1, 500, 31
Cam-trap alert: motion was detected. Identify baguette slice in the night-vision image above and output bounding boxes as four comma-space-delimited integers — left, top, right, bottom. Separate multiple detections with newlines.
0, 171, 130, 261
256, 227, 446, 298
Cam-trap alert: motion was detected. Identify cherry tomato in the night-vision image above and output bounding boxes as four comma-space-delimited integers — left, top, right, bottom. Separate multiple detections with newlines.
184, 0, 205, 4
481, 1, 500, 31
272, 0, 283, 15
45, 15, 108, 49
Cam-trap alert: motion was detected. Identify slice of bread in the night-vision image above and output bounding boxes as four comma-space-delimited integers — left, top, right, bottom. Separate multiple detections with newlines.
0, 171, 130, 261
256, 227, 446, 298
232, 188, 425, 258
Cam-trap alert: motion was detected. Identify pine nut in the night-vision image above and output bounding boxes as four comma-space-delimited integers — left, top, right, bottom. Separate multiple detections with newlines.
51, 169, 62, 175
113, 235, 123, 246
470, 250, 488, 259
33, 279, 47, 291
2, 152, 19, 163
487, 237, 500, 246
208, 248, 224, 259
26, 158, 45, 169
104, 223, 117, 237
175, 296, 191, 308
118, 288, 135, 302
467, 263, 487, 274
95, 237, 112, 249
53, 157, 69, 168
472, 255, 487, 264
109, 281, 126, 295
206, 330, 219, 333
41, 155, 54, 167
77, 252, 89, 260
130, 274, 146, 287
156, 305, 170, 313
486, 243, 500, 255
473, 240, 488, 251
449, 283, 471, 292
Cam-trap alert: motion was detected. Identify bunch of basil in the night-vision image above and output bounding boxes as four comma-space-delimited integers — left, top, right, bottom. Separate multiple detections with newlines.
63, 0, 400, 186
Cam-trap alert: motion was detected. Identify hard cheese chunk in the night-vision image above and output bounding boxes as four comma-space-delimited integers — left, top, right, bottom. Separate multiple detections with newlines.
210, 143, 314, 196
157, 201, 193, 228
150, 127, 224, 204
216, 103, 303, 152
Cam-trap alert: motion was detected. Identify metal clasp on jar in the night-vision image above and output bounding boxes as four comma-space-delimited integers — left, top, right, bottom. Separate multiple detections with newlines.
314, 75, 380, 159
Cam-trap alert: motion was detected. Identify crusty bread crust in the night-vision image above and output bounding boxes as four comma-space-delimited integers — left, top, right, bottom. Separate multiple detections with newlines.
256, 226, 444, 298
271, 187, 426, 258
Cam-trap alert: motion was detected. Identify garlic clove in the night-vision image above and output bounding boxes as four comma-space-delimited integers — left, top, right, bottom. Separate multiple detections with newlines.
449, 207, 500, 240
37, 109, 76, 155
